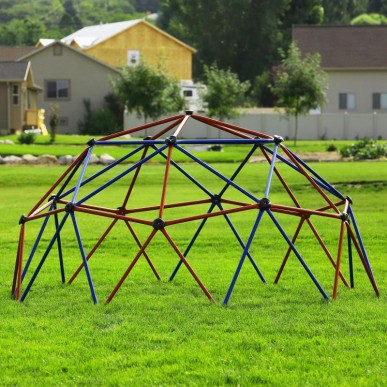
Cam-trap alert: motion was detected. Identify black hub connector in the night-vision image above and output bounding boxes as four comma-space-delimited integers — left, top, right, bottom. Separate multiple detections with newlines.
143, 136, 152, 141
341, 212, 350, 222
165, 136, 176, 145
259, 197, 271, 210
185, 110, 193, 115
273, 135, 284, 145
19, 215, 27, 225
346, 195, 353, 205
65, 203, 75, 213
212, 194, 221, 205
153, 218, 165, 230
87, 138, 96, 147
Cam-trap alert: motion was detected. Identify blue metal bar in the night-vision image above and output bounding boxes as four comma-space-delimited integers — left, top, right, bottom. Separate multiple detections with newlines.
76, 145, 168, 206
175, 145, 260, 203
151, 144, 213, 197
266, 209, 329, 300
170, 144, 261, 281
223, 209, 265, 305
219, 144, 260, 197
20, 212, 70, 302
21, 212, 52, 281
58, 144, 146, 200
169, 202, 217, 281
348, 207, 373, 274
347, 228, 354, 288
218, 202, 266, 283
53, 206, 65, 283
70, 212, 98, 304
70, 146, 94, 203
264, 143, 279, 198
176, 139, 274, 145
262, 145, 343, 198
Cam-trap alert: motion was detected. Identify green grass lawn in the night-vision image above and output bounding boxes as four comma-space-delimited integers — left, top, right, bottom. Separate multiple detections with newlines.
0, 160, 386, 385
2, 133, 386, 162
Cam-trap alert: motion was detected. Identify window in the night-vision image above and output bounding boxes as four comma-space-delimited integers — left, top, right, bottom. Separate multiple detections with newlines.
45, 80, 70, 100
339, 93, 356, 110
12, 84, 19, 105
183, 90, 193, 97
127, 50, 140, 66
372, 93, 387, 110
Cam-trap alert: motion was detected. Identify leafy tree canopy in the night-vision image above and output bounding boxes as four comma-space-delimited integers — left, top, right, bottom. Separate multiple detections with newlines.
202, 64, 251, 121
112, 60, 184, 122
272, 43, 327, 145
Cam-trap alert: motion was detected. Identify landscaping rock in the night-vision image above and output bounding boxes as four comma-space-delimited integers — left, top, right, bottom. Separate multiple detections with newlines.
22, 154, 38, 164
88, 154, 100, 164
4, 155, 23, 164
100, 153, 115, 165
4, 139, 14, 145
58, 155, 75, 165
37, 154, 58, 164
0, 156, 4, 164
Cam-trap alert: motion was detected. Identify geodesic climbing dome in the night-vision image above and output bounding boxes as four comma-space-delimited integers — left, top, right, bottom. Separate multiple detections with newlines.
12, 112, 379, 304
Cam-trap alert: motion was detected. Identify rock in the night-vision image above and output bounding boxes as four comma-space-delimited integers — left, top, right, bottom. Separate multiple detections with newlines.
22, 154, 38, 164
99, 153, 115, 165
4, 139, 14, 145
58, 155, 74, 165
4, 155, 23, 164
88, 154, 100, 164
37, 154, 58, 164
0, 156, 4, 164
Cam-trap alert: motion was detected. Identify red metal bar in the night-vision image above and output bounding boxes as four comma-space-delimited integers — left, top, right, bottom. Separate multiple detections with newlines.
333, 221, 346, 299
192, 114, 273, 139
274, 217, 306, 284
161, 228, 215, 302
12, 224, 25, 300
22, 208, 65, 223
280, 145, 340, 214
306, 218, 349, 287
98, 114, 184, 141
105, 229, 158, 304
68, 218, 118, 284
125, 221, 160, 280
73, 206, 153, 226
27, 149, 88, 217
346, 224, 380, 297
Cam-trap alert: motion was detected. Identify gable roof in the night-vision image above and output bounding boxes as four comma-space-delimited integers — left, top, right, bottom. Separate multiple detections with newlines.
0, 61, 31, 81
293, 25, 387, 70
18, 41, 119, 73
61, 18, 196, 52
0, 46, 38, 61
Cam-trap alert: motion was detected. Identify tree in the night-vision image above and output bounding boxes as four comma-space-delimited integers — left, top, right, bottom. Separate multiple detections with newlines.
158, 0, 289, 83
272, 43, 327, 146
202, 64, 250, 122
111, 60, 185, 123
351, 12, 387, 24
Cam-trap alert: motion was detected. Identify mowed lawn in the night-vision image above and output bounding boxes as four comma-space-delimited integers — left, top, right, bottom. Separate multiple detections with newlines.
0, 158, 386, 385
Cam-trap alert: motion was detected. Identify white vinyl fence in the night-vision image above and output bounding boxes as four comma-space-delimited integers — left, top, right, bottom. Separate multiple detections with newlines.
124, 111, 387, 140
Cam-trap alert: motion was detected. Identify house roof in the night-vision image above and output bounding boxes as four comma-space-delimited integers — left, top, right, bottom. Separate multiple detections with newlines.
0, 46, 38, 61
293, 25, 387, 69
0, 61, 30, 81
19, 40, 119, 73
61, 18, 196, 52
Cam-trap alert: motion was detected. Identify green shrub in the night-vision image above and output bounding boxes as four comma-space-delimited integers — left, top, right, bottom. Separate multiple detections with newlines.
326, 143, 337, 152
17, 132, 36, 144
340, 138, 387, 160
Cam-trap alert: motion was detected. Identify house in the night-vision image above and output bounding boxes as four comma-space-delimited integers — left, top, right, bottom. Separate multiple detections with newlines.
15, 41, 119, 134
293, 25, 387, 114
56, 18, 196, 81
0, 61, 44, 134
